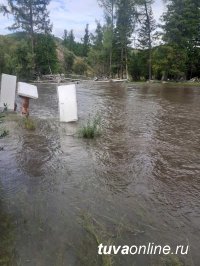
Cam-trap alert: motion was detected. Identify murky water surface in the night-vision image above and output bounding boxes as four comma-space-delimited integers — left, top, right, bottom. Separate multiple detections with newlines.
0, 82, 200, 265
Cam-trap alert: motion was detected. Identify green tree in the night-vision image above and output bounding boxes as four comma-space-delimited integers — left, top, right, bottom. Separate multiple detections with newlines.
89, 21, 117, 77
73, 59, 87, 75
91, 21, 103, 50
162, 0, 200, 79
88, 21, 107, 76
97, 0, 116, 76
73, 42, 84, 57
15, 39, 35, 77
34, 34, 58, 75
68, 30, 75, 52
115, 0, 136, 79
137, 0, 156, 80
63, 29, 68, 47
128, 50, 143, 80
0, 35, 33, 78
62, 29, 86, 57
82, 24, 90, 57
0, 36, 13, 74
64, 51, 75, 73
102, 25, 114, 75
152, 45, 187, 80
0, 0, 52, 74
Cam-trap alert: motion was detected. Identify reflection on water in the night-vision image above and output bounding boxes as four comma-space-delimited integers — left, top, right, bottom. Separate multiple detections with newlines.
0, 82, 200, 265
17, 121, 62, 178
0, 182, 15, 265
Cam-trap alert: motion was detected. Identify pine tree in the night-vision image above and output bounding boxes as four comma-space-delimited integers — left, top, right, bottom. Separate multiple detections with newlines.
163, 0, 199, 46
0, 0, 52, 56
68, 30, 75, 52
82, 24, 90, 57
63, 30, 68, 47
34, 34, 58, 75
91, 21, 103, 50
162, 0, 200, 78
88, 21, 108, 76
97, 0, 116, 76
115, 0, 136, 79
137, 0, 156, 80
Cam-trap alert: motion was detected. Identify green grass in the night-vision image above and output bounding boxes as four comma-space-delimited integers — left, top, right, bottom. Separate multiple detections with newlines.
0, 112, 6, 123
0, 199, 15, 265
23, 117, 36, 130
0, 111, 9, 138
78, 115, 102, 139
79, 212, 114, 266
3, 103, 8, 112
0, 129, 9, 138
159, 255, 184, 266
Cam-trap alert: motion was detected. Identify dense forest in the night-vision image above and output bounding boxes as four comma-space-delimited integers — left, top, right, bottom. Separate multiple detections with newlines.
0, 0, 199, 81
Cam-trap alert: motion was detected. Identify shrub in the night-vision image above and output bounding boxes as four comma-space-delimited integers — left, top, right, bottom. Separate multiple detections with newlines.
3, 103, 8, 112
64, 51, 74, 73
23, 117, 36, 130
73, 59, 87, 75
0, 130, 9, 138
78, 115, 101, 139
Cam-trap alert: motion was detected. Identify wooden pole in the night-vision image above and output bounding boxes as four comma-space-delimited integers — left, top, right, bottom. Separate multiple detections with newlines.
21, 97, 30, 116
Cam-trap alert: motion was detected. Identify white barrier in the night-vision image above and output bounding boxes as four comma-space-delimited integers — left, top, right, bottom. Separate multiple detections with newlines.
17, 82, 38, 99
57, 84, 78, 122
0, 73, 17, 110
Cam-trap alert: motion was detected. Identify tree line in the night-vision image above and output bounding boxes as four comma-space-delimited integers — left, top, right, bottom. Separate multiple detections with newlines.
0, 0, 199, 81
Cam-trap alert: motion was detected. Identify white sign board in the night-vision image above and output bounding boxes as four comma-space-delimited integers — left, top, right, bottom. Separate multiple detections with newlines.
57, 84, 78, 122
0, 73, 17, 110
17, 82, 38, 99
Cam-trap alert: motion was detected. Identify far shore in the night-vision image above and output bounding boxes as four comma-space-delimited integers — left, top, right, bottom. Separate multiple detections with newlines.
30, 79, 200, 87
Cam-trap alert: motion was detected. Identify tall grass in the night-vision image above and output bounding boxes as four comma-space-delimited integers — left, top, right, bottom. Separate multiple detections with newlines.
3, 103, 8, 112
0, 111, 8, 138
22, 117, 36, 130
0, 129, 9, 138
78, 115, 101, 139
79, 212, 114, 266
0, 113, 5, 123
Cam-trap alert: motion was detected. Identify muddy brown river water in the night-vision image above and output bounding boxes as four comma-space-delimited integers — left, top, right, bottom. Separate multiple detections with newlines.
0, 82, 200, 266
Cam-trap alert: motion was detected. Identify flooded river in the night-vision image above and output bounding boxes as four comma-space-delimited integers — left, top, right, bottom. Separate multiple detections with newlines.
0, 82, 200, 265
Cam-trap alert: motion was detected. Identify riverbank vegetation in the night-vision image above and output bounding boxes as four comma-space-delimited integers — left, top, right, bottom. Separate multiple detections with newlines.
22, 117, 36, 131
0, 129, 9, 138
0, 201, 15, 265
0, 111, 9, 138
78, 115, 102, 139
0, 0, 199, 82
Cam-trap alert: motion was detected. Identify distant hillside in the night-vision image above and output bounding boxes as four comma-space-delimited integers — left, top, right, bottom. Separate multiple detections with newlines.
5, 31, 28, 39
0, 32, 93, 77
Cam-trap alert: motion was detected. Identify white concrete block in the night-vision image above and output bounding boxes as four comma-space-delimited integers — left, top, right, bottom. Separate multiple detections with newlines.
0, 73, 17, 110
17, 82, 38, 99
57, 84, 78, 122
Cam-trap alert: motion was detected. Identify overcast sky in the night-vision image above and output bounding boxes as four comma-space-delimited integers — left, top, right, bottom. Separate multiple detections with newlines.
0, 0, 165, 40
